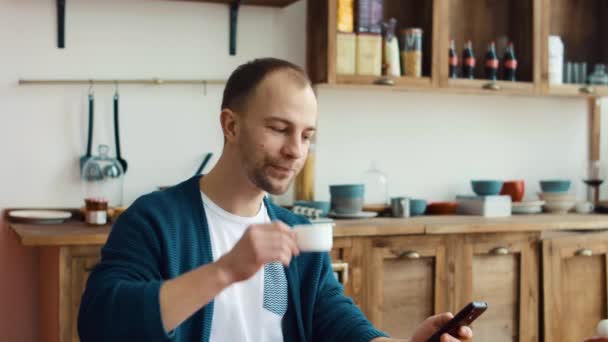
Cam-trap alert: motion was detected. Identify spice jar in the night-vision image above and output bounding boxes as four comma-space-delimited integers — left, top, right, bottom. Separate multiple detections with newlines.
85, 197, 109, 225
401, 28, 423, 77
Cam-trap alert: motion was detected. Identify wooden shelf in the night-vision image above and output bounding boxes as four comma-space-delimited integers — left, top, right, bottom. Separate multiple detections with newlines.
335, 74, 433, 88
171, 0, 300, 7
447, 79, 536, 95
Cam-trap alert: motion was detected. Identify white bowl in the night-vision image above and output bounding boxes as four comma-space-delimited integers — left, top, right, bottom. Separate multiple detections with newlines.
538, 192, 576, 202
543, 200, 576, 213
293, 223, 333, 252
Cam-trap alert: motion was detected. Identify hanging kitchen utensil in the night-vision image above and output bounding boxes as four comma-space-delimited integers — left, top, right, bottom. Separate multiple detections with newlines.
229, 0, 242, 55
80, 83, 95, 172
113, 82, 128, 174
194, 152, 213, 176
57, 0, 66, 48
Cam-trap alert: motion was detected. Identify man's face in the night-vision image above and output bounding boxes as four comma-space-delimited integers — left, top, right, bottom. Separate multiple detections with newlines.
235, 71, 318, 195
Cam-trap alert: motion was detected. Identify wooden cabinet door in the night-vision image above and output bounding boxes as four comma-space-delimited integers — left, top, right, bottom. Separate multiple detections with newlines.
365, 235, 447, 338
69, 255, 100, 342
331, 237, 366, 306
61, 246, 101, 342
543, 231, 608, 342
452, 233, 539, 342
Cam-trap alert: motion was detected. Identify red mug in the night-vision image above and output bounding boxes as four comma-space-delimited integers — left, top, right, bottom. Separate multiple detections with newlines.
500, 180, 525, 202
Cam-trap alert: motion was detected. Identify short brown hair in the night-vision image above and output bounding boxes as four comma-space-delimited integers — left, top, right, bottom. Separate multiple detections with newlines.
221, 58, 311, 112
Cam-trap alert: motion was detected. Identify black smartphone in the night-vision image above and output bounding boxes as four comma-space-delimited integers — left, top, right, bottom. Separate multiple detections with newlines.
426, 301, 488, 342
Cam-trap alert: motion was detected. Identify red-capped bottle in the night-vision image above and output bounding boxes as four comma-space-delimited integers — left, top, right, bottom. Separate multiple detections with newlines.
484, 41, 499, 81
462, 40, 476, 79
503, 42, 517, 81
449, 39, 459, 79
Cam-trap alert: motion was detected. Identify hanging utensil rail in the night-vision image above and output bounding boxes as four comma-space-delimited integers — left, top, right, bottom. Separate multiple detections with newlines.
18, 78, 226, 86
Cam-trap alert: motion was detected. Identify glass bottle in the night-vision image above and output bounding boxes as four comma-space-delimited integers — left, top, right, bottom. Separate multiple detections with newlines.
362, 161, 388, 206
588, 64, 608, 85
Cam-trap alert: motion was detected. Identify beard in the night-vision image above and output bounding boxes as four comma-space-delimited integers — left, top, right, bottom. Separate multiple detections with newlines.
248, 158, 299, 195
240, 147, 301, 195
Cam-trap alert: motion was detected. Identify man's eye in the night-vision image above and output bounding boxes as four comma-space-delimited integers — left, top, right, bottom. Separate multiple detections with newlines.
270, 127, 287, 133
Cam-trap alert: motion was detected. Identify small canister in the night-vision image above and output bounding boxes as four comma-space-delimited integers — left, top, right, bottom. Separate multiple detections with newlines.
356, 33, 382, 76
85, 197, 109, 225
391, 197, 410, 217
337, 32, 357, 75
401, 28, 423, 77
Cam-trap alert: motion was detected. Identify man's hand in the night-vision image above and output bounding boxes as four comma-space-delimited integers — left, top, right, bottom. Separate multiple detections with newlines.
372, 313, 473, 342
215, 221, 300, 283
410, 313, 472, 342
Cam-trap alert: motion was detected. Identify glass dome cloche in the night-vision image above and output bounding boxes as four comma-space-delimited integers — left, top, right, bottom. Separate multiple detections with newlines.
81, 144, 124, 207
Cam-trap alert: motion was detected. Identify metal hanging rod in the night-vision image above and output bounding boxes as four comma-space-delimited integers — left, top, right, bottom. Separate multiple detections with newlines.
18, 78, 226, 86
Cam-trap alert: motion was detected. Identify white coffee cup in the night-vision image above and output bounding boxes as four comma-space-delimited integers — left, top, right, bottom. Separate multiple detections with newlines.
575, 201, 594, 214
293, 223, 333, 252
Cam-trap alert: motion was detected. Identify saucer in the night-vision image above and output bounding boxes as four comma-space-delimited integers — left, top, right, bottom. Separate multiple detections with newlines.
328, 211, 378, 219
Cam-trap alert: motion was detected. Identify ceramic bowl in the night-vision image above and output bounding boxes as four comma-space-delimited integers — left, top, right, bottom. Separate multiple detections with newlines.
539, 180, 571, 193
500, 180, 525, 202
471, 180, 504, 196
426, 202, 458, 215
409, 199, 428, 216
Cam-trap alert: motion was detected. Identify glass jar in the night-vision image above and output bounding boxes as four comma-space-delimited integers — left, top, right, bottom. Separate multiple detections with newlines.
82, 144, 124, 207
588, 64, 608, 85
401, 28, 423, 77
361, 161, 388, 206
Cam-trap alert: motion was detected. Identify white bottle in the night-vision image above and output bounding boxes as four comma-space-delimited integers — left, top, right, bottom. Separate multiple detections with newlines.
548, 36, 564, 85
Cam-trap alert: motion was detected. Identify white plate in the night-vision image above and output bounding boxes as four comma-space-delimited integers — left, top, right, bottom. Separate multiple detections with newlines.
512, 206, 543, 214
328, 211, 378, 219
512, 200, 545, 208
8, 210, 72, 224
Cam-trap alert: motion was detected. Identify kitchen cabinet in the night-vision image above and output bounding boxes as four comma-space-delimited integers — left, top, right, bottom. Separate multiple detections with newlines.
541, 0, 608, 96
39, 246, 101, 342
363, 235, 447, 338
12, 214, 608, 342
308, 0, 542, 96
452, 233, 540, 342
542, 230, 608, 342
170, 0, 299, 6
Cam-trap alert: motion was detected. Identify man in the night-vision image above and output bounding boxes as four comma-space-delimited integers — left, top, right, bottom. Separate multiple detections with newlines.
78, 58, 473, 342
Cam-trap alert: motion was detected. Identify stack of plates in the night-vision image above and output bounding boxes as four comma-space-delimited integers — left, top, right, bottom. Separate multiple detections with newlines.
512, 201, 545, 215
538, 192, 576, 214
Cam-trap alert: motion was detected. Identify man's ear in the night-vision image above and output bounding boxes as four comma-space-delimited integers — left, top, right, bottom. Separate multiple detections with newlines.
220, 109, 239, 144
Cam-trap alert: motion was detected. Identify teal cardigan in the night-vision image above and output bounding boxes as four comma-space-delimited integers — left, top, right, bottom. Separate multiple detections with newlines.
78, 176, 387, 342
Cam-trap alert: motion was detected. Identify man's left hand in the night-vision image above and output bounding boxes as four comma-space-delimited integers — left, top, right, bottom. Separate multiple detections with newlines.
371, 312, 473, 342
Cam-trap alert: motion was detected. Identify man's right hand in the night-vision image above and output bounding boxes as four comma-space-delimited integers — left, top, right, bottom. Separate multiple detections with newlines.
215, 221, 300, 283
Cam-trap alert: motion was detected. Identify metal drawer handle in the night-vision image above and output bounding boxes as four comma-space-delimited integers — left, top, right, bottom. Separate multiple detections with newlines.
482, 82, 501, 91
490, 247, 510, 255
575, 248, 593, 257
579, 86, 596, 94
332, 262, 349, 284
394, 250, 421, 259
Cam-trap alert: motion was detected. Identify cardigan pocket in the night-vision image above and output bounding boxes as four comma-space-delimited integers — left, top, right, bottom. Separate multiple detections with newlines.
263, 262, 288, 316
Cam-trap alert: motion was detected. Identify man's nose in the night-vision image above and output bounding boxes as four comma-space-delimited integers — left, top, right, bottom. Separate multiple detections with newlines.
282, 134, 307, 160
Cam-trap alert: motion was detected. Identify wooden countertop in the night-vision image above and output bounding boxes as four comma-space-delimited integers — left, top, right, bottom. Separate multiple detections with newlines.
8, 214, 608, 246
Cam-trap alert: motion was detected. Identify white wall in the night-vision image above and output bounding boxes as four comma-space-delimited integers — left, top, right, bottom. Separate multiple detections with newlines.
0, 0, 602, 209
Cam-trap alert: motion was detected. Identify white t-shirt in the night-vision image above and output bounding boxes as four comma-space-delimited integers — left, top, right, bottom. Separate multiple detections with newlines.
202, 191, 287, 342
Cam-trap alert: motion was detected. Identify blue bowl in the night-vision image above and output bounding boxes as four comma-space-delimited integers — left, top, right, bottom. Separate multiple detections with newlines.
294, 201, 331, 216
329, 184, 364, 198
540, 180, 571, 193
409, 199, 427, 216
471, 180, 504, 196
